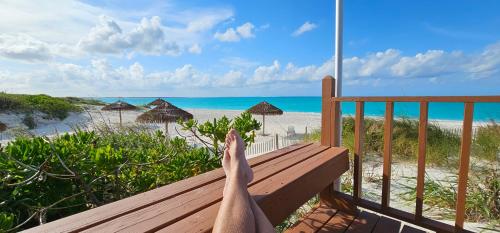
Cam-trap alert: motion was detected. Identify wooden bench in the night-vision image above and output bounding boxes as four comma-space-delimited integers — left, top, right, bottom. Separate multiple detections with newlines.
24, 143, 349, 232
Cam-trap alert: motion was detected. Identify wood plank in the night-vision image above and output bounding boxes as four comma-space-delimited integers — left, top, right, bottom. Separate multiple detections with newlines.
372, 216, 402, 233
23, 143, 311, 233
317, 210, 357, 233
382, 102, 394, 209
284, 205, 337, 233
159, 147, 349, 232
332, 96, 500, 103
344, 211, 380, 233
156, 202, 221, 233
401, 225, 427, 233
254, 147, 349, 226
415, 101, 428, 222
331, 191, 473, 233
353, 101, 364, 200
82, 144, 330, 232
321, 76, 335, 146
455, 102, 474, 231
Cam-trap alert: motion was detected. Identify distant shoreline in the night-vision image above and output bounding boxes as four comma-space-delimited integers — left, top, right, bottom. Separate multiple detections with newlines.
96, 97, 500, 122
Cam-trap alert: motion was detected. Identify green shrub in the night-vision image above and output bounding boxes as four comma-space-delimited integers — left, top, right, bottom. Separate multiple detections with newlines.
0, 129, 219, 231
0, 93, 82, 120
0, 113, 261, 231
22, 114, 36, 129
0, 122, 6, 132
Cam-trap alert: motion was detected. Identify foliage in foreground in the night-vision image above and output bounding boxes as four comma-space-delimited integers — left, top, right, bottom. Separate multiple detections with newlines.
0, 129, 218, 231
0, 112, 261, 232
179, 111, 261, 157
0, 93, 83, 120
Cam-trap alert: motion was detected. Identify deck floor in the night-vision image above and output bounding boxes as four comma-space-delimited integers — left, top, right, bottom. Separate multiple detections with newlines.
285, 204, 431, 233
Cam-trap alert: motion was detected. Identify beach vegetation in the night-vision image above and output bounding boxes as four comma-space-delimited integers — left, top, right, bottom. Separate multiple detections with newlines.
400, 165, 499, 223
0, 112, 261, 232
21, 114, 36, 130
0, 93, 83, 120
179, 111, 261, 157
63, 97, 105, 106
302, 116, 499, 224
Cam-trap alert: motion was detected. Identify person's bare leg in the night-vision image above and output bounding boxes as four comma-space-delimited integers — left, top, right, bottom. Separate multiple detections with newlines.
249, 197, 274, 233
213, 129, 256, 233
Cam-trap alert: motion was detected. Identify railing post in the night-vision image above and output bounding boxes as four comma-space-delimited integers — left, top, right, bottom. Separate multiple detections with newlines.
455, 102, 474, 231
382, 101, 394, 209
353, 101, 364, 201
319, 76, 356, 213
415, 101, 428, 222
320, 76, 335, 146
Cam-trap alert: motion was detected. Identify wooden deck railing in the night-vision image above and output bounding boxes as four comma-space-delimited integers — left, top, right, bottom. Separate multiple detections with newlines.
319, 76, 500, 233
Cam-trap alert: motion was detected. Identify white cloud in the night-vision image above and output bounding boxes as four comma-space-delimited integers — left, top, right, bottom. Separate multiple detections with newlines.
0, 34, 52, 62
214, 28, 240, 42
0, 0, 103, 44
214, 22, 256, 42
2, 41, 499, 96
292, 21, 317, 37
249, 60, 281, 84
0, 1, 233, 61
78, 16, 181, 56
188, 44, 202, 54
236, 23, 255, 38
217, 70, 244, 87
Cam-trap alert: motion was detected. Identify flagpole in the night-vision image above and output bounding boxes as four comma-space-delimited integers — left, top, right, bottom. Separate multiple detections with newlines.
333, 0, 343, 191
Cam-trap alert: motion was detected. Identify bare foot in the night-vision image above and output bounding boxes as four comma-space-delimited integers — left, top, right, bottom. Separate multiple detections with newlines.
225, 129, 253, 184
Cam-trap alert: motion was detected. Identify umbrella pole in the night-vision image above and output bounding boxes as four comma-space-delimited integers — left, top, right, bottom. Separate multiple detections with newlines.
119, 108, 122, 127
165, 122, 169, 139
262, 114, 265, 136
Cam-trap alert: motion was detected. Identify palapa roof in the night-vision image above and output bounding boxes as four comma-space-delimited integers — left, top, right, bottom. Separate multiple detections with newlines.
247, 101, 283, 115
147, 98, 167, 107
136, 101, 193, 123
101, 101, 137, 111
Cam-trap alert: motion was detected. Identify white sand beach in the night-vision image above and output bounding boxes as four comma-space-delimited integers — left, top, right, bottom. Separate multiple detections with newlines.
0, 105, 490, 145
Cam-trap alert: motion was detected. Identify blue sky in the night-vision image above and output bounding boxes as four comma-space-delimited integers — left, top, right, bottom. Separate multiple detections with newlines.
0, 0, 498, 97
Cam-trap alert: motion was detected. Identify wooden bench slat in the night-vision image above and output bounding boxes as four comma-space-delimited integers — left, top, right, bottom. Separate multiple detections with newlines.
284, 205, 337, 233
317, 210, 356, 233
344, 211, 380, 233
253, 147, 348, 226
372, 216, 402, 233
158, 147, 348, 233
155, 202, 221, 233
83, 144, 332, 232
23, 143, 312, 233
400, 225, 427, 233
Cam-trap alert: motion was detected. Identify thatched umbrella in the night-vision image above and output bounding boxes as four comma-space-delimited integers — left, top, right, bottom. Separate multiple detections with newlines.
136, 102, 193, 135
247, 101, 283, 135
101, 101, 137, 126
147, 98, 167, 108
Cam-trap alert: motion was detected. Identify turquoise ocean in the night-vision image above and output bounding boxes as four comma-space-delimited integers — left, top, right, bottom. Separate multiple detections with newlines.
97, 97, 500, 122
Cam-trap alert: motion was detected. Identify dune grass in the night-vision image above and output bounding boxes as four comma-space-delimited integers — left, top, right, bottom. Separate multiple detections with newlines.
300, 116, 499, 224
0, 93, 89, 120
